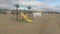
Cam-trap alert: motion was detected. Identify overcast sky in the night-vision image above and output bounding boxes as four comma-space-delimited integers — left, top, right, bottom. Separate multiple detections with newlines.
0, 0, 60, 11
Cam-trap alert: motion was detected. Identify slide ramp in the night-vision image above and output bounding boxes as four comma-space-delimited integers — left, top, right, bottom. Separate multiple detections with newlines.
20, 12, 32, 23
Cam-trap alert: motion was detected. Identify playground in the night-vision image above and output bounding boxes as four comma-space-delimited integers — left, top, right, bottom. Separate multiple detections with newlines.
11, 10, 41, 23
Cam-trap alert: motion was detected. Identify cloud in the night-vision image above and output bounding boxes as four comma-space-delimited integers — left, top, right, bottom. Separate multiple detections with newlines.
0, 0, 60, 11
0, 0, 15, 5
19, 0, 39, 1
20, 1, 45, 6
0, 0, 46, 9
0, 4, 14, 10
10, 0, 60, 10
42, 0, 54, 3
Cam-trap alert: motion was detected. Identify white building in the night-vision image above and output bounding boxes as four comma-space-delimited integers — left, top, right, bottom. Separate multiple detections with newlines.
32, 11, 42, 18
31, 9, 43, 18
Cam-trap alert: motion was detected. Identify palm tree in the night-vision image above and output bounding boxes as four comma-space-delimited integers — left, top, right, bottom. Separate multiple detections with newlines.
14, 4, 19, 21
27, 6, 31, 14
27, 6, 31, 10
27, 6, 33, 18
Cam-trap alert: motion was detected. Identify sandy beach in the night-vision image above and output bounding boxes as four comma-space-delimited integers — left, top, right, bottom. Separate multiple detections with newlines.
0, 12, 60, 34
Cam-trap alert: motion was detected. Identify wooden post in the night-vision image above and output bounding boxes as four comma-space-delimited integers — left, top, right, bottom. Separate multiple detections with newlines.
16, 7, 18, 21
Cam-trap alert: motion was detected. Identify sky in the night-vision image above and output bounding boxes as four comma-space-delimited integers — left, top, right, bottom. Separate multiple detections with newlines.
0, 0, 60, 11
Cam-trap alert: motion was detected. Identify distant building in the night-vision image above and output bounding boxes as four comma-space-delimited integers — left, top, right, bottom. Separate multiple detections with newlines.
32, 11, 42, 18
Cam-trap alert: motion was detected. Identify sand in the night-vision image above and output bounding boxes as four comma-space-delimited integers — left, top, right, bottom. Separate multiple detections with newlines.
0, 13, 60, 34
